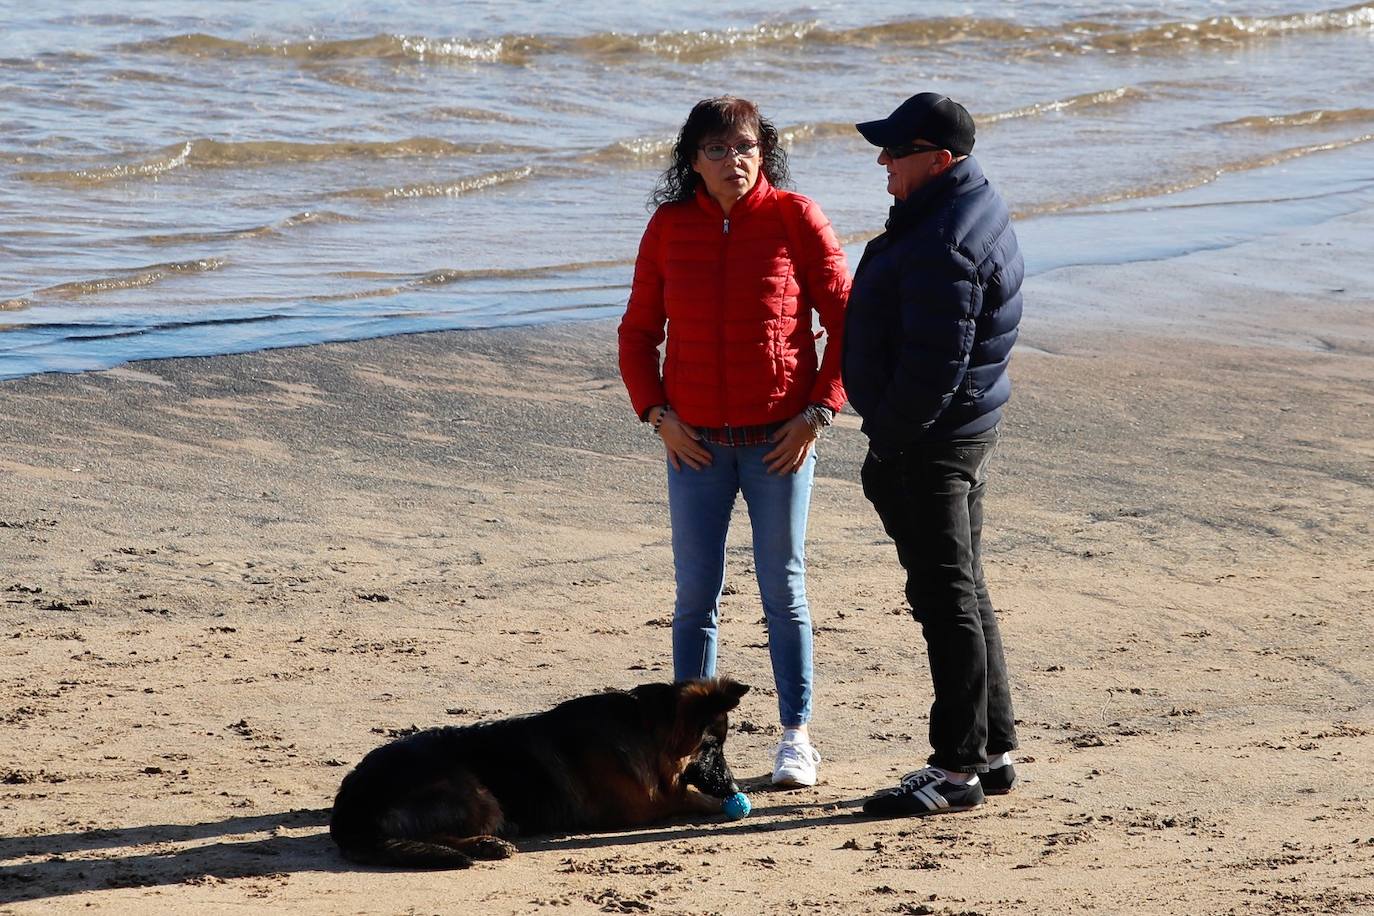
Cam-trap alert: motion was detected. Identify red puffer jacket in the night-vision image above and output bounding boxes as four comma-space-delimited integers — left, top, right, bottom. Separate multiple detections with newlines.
619, 174, 850, 428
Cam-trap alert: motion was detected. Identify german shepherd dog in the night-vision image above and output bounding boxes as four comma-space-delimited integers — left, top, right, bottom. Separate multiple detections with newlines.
329, 678, 749, 868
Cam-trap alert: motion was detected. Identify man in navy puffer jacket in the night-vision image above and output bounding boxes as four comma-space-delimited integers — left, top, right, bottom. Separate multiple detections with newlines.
842, 93, 1023, 818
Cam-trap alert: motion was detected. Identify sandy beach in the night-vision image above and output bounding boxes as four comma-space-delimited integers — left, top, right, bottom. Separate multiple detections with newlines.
3, 208, 1373, 915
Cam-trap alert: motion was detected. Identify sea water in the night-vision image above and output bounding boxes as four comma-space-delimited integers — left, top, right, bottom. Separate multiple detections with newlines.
2, 1, 1372, 379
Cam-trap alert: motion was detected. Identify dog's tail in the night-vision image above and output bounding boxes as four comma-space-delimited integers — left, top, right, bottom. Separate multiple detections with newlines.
331, 807, 480, 870
337, 837, 476, 870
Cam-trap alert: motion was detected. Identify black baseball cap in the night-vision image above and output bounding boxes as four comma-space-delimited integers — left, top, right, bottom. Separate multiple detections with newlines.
856, 92, 976, 156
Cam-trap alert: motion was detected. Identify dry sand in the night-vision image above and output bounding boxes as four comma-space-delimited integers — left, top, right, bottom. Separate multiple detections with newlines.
3, 209, 1373, 915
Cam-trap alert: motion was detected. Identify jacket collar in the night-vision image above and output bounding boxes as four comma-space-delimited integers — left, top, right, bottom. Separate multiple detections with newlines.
694, 172, 775, 219
885, 155, 983, 234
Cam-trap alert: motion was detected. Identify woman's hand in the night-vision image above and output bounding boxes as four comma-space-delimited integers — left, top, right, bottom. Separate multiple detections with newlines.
762, 414, 817, 474
657, 409, 712, 471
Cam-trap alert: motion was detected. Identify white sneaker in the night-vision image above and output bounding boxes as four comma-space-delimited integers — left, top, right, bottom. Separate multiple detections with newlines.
771, 738, 821, 787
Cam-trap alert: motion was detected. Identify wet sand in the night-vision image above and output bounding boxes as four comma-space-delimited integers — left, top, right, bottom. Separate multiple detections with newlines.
2, 208, 1373, 914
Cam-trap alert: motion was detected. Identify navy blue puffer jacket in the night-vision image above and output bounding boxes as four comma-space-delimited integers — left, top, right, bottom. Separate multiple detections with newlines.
842, 156, 1023, 451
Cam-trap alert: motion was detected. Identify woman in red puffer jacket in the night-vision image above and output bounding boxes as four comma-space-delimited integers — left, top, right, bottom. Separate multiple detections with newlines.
618, 96, 849, 790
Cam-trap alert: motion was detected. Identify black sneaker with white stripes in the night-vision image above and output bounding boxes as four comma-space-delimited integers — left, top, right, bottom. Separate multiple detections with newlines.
981, 761, 1018, 795
862, 767, 985, 817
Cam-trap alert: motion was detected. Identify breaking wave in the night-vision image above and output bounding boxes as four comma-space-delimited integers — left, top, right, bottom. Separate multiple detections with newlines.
1220, 106, 1374, 130
18, 138, 533, 186
330, 167, 535, 201
135, 211, 356, 247
1042, 3, 1374, 55
981, 86, 1149, 123
122, 4, 1374, 68
1013, 133, 1374, 219
584, 86, 1151, 164
2, 258, 227, 309
124, 31, 554, 65
314, 258, 632, 303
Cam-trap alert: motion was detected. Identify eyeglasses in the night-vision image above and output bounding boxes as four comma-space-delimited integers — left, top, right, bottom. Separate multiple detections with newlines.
699, 140, 761, 161
883, 143, 946, 160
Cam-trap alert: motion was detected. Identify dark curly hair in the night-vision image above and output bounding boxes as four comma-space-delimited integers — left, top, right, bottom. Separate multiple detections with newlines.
649, 96, 791, 209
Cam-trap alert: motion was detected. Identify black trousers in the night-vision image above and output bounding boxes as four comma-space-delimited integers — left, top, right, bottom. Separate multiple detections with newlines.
861, 426, 1018, 773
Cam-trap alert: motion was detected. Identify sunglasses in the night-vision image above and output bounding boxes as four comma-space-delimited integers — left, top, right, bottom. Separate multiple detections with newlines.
699, 140, 761, 161
883, 143, 946, 160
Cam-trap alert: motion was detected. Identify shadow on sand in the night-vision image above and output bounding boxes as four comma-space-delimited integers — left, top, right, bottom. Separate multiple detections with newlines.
0, 808, 338, 905
1, 794, 875, 903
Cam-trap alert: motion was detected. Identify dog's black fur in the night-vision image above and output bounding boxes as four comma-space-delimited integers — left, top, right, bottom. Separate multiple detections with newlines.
329, 678, 748, 868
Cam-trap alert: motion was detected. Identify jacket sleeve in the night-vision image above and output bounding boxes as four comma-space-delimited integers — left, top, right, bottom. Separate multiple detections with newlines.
617, 211, 668, 420
794, 198, 851, 412
862, 244, 981, 444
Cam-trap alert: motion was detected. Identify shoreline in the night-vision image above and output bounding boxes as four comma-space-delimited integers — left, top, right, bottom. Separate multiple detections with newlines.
2, 208, 1372, 913
7, 143, 1374, 385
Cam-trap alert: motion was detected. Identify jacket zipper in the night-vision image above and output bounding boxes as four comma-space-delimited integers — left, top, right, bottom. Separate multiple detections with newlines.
719, 215, 730, 432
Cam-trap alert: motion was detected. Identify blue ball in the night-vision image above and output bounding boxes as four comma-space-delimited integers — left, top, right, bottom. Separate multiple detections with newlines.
722, 791, 751, 820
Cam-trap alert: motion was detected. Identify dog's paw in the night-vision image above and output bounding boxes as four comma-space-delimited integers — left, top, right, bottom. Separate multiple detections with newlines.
465, 836, 517, 860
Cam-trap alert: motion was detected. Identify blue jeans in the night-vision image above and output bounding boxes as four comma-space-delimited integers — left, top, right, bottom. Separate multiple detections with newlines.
667, 441, 815, 727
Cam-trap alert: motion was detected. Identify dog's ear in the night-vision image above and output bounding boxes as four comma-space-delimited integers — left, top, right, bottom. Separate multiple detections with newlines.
676, 677, 750, 721
711, 678, 749, 712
